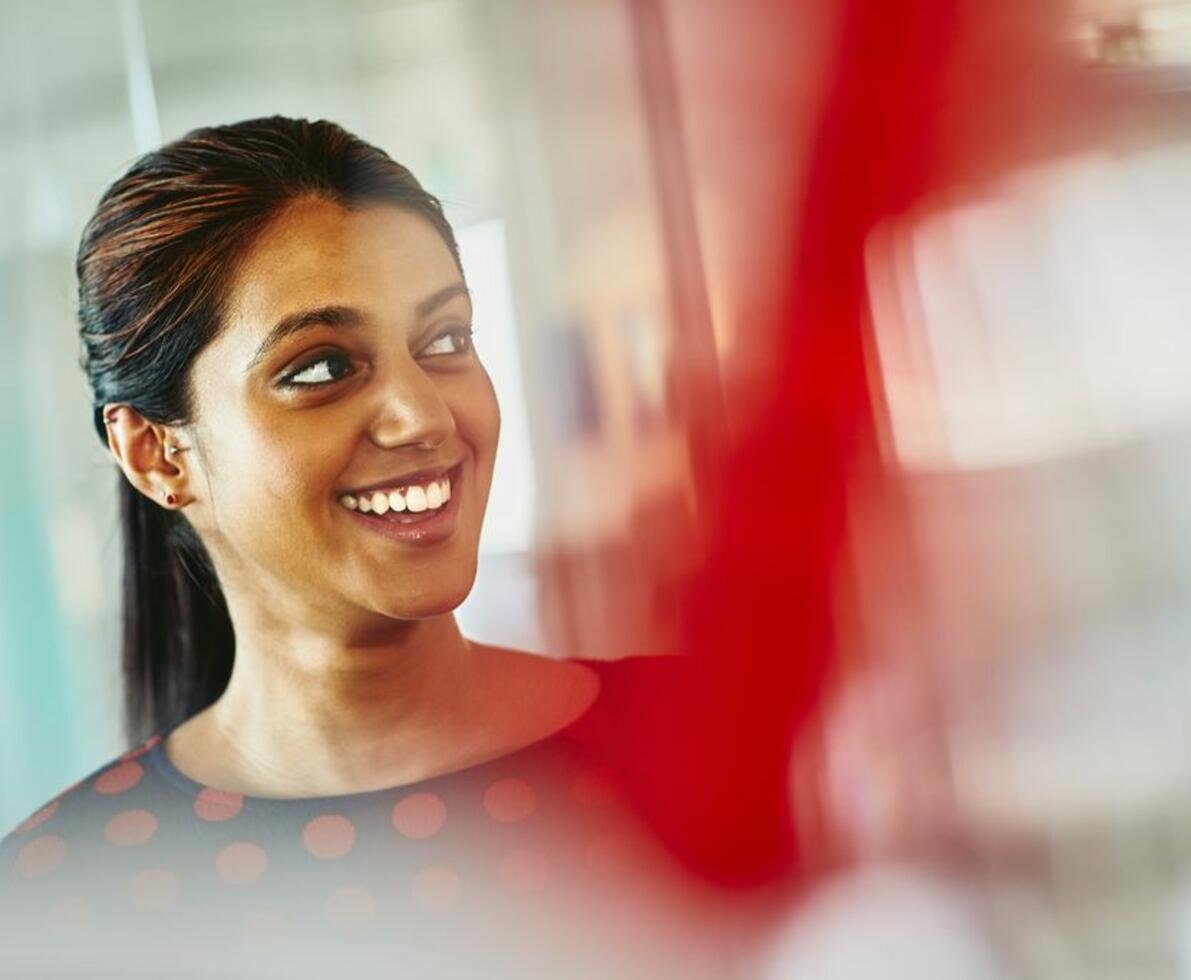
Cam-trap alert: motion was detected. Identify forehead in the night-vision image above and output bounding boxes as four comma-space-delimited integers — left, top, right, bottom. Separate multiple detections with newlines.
224, 197, 460, 333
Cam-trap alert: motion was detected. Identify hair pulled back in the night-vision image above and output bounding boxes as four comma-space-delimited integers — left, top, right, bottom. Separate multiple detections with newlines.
78, 116, 460, 744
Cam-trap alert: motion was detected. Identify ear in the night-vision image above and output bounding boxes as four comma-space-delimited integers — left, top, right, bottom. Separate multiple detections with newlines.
102, 404, 192, 509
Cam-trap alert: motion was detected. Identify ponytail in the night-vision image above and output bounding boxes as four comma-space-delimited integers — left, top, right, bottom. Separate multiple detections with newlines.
118, 477, 234, 743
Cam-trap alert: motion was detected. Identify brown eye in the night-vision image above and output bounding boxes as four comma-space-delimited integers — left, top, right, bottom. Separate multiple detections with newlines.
280, 351, 356, 388
421, 327, 475, 358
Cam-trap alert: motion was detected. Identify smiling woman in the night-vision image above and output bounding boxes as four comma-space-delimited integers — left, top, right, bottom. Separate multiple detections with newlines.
0, 116, 682, 978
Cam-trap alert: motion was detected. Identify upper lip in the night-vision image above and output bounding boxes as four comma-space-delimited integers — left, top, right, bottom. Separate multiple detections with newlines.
339, 461, 462, 497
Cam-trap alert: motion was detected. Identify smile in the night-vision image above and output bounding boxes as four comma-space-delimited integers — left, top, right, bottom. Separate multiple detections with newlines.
338, 471, 451, 515
337, 463, 463, 545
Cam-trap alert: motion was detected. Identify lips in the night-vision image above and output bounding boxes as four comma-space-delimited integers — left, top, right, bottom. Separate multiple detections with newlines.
340, 463, 463, 545
340, 466, 455, 518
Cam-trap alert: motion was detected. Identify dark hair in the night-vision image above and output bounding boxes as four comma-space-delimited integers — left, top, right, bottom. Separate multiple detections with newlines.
78, 116, 461, 745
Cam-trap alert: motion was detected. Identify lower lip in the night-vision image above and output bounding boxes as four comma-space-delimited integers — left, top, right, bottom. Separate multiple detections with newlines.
341, 465, 462, 546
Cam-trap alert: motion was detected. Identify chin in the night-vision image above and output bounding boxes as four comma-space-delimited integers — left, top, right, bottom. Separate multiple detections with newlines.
382, 577, 476, 620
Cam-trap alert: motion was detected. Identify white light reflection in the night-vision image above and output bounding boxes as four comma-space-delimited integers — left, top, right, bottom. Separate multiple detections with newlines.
868, 140, 1191, 471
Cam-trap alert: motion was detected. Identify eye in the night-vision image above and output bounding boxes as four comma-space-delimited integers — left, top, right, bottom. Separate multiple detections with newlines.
279, 351, 356, 388
421, 326, 475, 358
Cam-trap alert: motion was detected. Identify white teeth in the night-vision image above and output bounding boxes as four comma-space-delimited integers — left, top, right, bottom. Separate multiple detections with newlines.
338, 471, 454, 514
405, 485, 428, 512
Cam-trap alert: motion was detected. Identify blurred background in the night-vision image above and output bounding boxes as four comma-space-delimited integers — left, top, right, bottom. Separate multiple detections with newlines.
5, 0, 1191, 977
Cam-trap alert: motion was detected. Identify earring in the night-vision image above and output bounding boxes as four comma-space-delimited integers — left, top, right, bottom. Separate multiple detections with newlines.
161, 490, 178, 506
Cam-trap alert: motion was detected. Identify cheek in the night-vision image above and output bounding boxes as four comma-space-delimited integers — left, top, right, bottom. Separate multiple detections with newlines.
444, 373, 499, 510
443, 368, 495, 440
466, 368, 501, 457
211, 416, 345, 530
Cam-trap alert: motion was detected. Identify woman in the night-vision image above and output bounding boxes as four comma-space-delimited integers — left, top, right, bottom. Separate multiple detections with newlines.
0, 116, 692, 978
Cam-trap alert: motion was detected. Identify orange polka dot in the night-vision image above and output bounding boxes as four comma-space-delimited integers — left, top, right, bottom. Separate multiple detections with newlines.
411, 866, 461, 910
15, 835, 66, 878
572, 768, 617, 808
216, 842, 268, 885
241, 908, 288, 947
391, 793, 447, 839
325, 885, 375, 931
119, 734, 160, 762
498, 850, 549, 895
194, 787, 244, 822
302, 814, 356, 859
483, 778, 537, 824
43, 896, 92, 933
104, 809, 158, 847
14, 799, 59, 834
128, 868, 179, 910
95, 761, 144, 795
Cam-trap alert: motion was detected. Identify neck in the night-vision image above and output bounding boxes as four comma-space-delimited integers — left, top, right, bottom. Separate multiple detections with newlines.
206, 612, 488, 795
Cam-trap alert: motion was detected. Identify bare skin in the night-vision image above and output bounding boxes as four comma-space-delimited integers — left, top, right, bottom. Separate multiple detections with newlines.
165, 636, 598, 798
105, 197, 598, 799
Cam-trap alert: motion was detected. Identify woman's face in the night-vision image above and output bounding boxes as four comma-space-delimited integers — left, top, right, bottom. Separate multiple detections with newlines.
182, 197, 499, 632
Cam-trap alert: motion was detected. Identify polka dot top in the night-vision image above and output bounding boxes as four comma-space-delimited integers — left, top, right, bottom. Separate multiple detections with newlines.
0, 656, 716, 978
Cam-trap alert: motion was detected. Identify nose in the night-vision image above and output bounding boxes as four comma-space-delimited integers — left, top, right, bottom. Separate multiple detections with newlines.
367, 356, 456, 452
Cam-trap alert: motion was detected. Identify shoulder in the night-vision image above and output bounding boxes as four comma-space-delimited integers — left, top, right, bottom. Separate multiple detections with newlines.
0, 735, 164, 863
566, 652, 689, 707
554, 652, 689, 745
568, 652, 686, 683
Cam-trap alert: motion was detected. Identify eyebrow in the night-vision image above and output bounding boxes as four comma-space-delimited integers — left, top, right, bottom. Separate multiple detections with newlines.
246, 282, 471, 370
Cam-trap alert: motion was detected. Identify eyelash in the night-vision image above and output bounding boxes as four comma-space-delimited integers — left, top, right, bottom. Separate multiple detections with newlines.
278, 327, 476, 389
